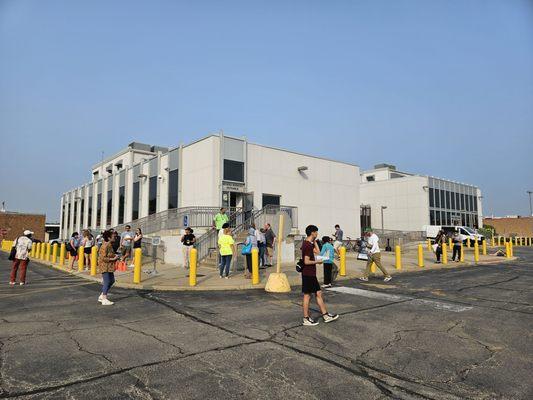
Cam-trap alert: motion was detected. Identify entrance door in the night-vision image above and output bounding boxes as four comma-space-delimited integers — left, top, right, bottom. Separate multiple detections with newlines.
244, 193, 254, 222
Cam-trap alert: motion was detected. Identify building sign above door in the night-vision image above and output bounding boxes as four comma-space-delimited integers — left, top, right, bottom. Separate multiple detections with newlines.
222, 181, 246, 193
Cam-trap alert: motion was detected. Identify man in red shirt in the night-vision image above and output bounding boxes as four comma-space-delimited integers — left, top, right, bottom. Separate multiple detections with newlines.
301, 225, 339, 326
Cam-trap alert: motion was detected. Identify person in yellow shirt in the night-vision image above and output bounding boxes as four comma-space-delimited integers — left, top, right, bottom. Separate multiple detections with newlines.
218, 226, 236, 279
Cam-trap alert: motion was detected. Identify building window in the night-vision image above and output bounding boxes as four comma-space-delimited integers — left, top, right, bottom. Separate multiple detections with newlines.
223, 159, 244, 182
88, 196, 92, 227
73, 200, 78, 228
96, 194, 102, 227
168, 169, 178, 209
366, 175, 375, 182
435, 211, 441, 225
262, 194, 281, 208
461, 194, 465, 211
446, 191, 451, 210
106, 190, 112, 226
429, 188, 434, 207
118, 186, 125, 224
451, 192, 455, 210
132, 182, 140, 220
440, 190, 445, 210
149, 176, 157, 215
67, 203, 71, 229
361, 205, 371, 231
80, 199, 85, 228
430, 210, 435, 225
456, 193, 460, 211
446, 212, 451, 226
435, 189, 440, 208
474, 197, 478, 212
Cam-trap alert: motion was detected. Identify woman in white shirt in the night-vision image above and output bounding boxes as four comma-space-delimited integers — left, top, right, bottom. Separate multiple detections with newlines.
82, 230, 94, 271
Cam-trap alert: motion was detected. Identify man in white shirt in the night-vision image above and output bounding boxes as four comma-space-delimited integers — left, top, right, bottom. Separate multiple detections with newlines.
10, 230, 33, 286
359, 228, 391, 282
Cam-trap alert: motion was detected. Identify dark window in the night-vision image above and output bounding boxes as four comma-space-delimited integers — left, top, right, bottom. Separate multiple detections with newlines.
474, 196, 478, 211
88, 196, 93, 227
455, 193, 460, 210
446, 191, 451, 210
106, 190, 112, 226
436, 211, 441, 225
429, 188, 434, 207
474, 215, 479, 228
262, 194, 281, 207
223, 159, 244, 182
360, 206, 371, 231
73, 201, 77, 228
132, 182, 140, 220
451, 192, 455, 209
461, 194, 465, 210
96, 194, 102, 227
168, 169, 178, 209
435, 189, 440, 208
440, 190, 445, 210
80, 199, 84, 228
461, 213, 466, 226
446, 212, 451, 226
67, 203, 71, 229
149, 176, 157, 215
118, 186, 125, 224
430, 210, 435, 225
366, 175, 375, 182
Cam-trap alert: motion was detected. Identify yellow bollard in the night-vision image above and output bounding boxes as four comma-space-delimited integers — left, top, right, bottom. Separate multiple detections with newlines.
418, 244, 424, 267
482, 240, 487, 256
510, 241, 514, 257
339, 246, 346, 276
474, 241, 479, 263
30, 244, 35, 258
40, 243, 45, 260
52, 243, 58, 263
395, 245, 402, 270
466, 237, 471, 248
91, 246, 98, 276
491, 237, 495, 247
78, 246, 84, 271
46, 243, 51, 262
505, 242, 511, 258
460, 243, 464, 262
189, 248, 197, 286
498, 236, 501, 246
442, 243, 448, 264
514, 237, 518, 246
426, 239, 432, 251
133, 247, 142, 283
59, 243, 66, 266
448, 237, 452, 250
252, 248, 259, 284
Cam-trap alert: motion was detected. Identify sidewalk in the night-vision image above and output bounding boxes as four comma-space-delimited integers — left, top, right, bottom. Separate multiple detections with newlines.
13, 245, 517, 291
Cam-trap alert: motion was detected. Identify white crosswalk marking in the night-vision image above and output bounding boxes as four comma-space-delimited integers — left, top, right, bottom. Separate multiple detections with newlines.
327, 286, 472, 313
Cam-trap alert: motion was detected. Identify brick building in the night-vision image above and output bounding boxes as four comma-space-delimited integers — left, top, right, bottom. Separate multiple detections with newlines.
483, 216, 533, 237
0, 212, 46, 242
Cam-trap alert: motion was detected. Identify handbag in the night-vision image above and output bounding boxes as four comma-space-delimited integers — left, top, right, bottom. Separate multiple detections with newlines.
296, 258, 304, 273
8, 238, 19, 261
241, 241, 252, 255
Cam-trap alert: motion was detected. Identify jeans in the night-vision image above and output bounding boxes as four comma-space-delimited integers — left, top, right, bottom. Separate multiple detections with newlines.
245, 253, 252, 273
102, 272, 115, 295
323, 263, 333, 285
10, 258, 28, 283
258, 243, 266, 266
219, 255, 232, 277
452, 245, 461, 261
436, 246, 442, 262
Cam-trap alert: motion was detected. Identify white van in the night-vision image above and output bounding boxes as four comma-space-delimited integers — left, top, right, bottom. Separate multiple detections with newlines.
424, 225, 484, 244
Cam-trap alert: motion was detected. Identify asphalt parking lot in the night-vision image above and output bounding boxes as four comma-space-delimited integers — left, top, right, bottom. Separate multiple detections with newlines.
1, 248, 532, 399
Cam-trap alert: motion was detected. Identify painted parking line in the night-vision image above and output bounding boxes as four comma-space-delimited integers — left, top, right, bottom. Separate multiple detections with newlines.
327, 286, 472, 313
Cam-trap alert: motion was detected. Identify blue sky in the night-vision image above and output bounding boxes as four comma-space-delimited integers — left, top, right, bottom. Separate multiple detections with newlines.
1, 0, 532, 221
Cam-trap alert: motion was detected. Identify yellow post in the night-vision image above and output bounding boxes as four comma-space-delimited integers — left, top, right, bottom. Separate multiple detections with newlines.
510, 241, 513, 257
395, 245, 402, 270
514, 237, 518, 246
52, 243, 58, 263
498, 236, 501, 246
46, 243, 51, 262
339, 246, 346, 276
133, 247, 142, 283
474, 240, 479, 263
417, 244, 424, 267
482, 240, 487, 256
30, 244, 35, 257
251, 248, 259, 284
466, 237, 471, 248
78, 246, 84, 271
426, 239, 431, 251
59, 243, 66, 266
491, 237, 495, 247
442, 243, 448, 264
448, 237, 452, 250
505, 242, 511, 258
91, 246, 98, 276
188, 247, 197, 286
460, 243, 464, 262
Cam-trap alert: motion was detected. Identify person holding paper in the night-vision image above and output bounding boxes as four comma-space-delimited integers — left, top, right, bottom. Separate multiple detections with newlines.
320, 236, 335, 288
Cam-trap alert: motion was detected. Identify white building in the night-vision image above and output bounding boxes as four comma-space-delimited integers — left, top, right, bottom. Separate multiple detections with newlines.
360, 164, 483, 232
60, 134, 361, 250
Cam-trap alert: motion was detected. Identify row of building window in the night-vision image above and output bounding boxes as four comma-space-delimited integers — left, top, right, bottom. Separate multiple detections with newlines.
429, 188, 477, 212
429, 209, 479, 228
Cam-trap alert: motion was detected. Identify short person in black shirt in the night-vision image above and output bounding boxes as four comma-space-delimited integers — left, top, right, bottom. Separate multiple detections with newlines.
301, 225, 339, 326
181, 227, 196, 269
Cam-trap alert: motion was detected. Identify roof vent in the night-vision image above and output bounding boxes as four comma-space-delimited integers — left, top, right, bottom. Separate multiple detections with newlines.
374, 163, 396, 170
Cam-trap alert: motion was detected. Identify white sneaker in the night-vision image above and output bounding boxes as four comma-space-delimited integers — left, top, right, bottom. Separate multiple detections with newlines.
323, 313, 339, 323
101, 299, 114, 306
322, 283, 332, 289
98, 294, 104, 303
128, 264, 135, 269
303, 316, 319, 326
19, 282, 25, 286
384, 276, 392, 282
358, 277, 369, 282
9, 282, 15, 286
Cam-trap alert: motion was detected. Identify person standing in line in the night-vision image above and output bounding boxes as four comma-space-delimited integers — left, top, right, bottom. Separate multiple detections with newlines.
256, 228, 267, 267
82, 230, 94, 271
111, 230, 120, 254
120, 225, 134, 267
217, 222, 230, 269
320, 236, 335, 288
434, 229, 446, 264
9, 230, 33, 286
451, 230, 461, 262
359, 228, 392, 282
181, 227, 196, 269
243, 227, 258, 278
218, 225, 235, 279
213, 208, 229, 232
301, 225, 339, 326
264, 223, 276, 266
97, 230, 118, 306
96, 231, 104, 249
333, 224, 344, 258
68, 232, 80, 271
133, 228, 143, 250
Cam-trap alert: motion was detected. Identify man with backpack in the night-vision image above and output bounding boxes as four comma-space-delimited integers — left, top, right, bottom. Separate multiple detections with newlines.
300, 224, 339, 326
9, 230, 33, 286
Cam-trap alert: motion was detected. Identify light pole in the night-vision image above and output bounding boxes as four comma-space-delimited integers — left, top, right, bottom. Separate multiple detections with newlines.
527, 191, 533, 216
381, 206, 387, 234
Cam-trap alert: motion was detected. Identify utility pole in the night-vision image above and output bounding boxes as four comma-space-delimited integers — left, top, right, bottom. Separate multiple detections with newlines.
527, 191, 533, 216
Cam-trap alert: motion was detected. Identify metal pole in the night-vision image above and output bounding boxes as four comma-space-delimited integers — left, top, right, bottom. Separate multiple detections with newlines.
528, 191, 533, 216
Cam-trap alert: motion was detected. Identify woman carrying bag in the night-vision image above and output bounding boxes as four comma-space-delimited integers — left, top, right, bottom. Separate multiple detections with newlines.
242, 228, 258, 279
97, 230, 119, 306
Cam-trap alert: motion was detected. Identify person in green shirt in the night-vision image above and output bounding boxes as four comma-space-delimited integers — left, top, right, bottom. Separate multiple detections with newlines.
213, 208, 229, 231
218, 226, 236, 278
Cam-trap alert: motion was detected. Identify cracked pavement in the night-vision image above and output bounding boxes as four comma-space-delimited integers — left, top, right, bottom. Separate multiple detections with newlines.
0, 248, 532, 399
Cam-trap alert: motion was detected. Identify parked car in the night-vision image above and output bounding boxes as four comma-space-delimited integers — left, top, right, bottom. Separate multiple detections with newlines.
424, 225, 484, 245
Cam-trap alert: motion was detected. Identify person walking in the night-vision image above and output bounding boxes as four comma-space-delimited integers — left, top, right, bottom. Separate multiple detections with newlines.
434, 229, 446, 264
213, 208, 229, 232
301, 225, 339, 326
264, 223, 276, 266
82, 230, 94, 271
320, 236, 335, 288
67, 232, 80, 271
359, 228, 392, 282
97, 230, 118, 306
333, 224, 344, 258
120, 225, 134, 267
218, 225, 235, 279
9, 230, 33, 286
181, 227, 196, 269
243, 227, 258, 278
451, 230, 461, 262
256, 227, 267, 267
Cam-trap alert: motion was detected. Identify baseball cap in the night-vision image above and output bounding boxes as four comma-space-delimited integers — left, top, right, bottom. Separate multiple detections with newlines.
24, 230, 33, 235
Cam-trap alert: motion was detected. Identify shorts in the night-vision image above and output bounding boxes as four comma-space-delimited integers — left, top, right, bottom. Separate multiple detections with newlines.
84, 247, 92, 255
121, 246, 132, 256
333, 241, 343, 250
69, 248, 78, 257
302, 275, 321, 294
266, 247, 274, 257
